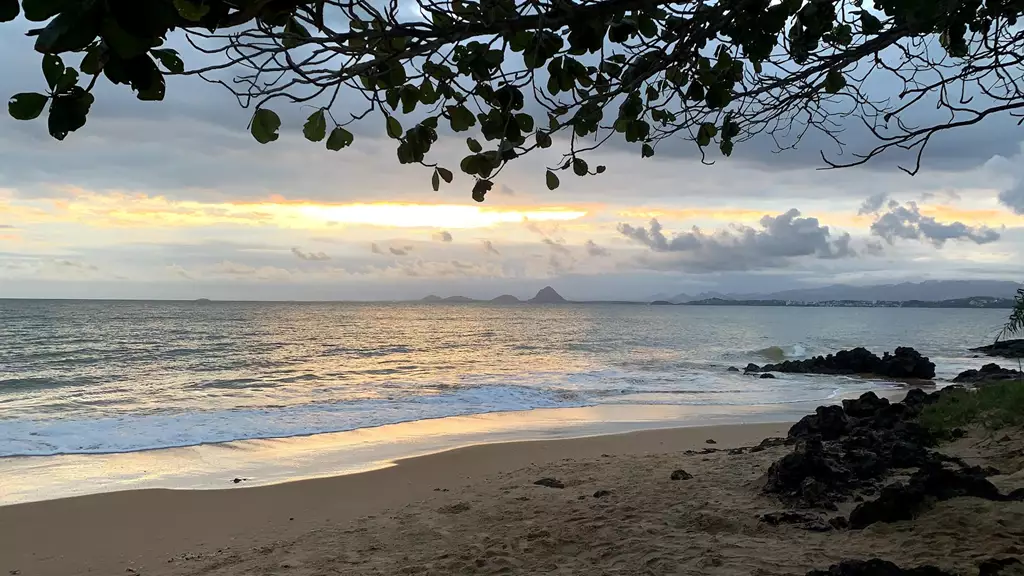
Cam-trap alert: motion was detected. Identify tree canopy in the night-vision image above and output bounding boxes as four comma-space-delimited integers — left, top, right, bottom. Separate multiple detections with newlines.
4, 0, 1024, 200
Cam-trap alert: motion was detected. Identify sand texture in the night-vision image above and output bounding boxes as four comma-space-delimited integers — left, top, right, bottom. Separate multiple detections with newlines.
2, 422, 1023, 576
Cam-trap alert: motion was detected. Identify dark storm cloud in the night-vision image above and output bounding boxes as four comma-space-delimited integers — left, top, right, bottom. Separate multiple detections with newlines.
617, 209, 855, 271
433, 231, 453, 242
584, 240, 610, 257
291, 247, 331, 261
868, 201, 1001, 246
389, 246, 412, 256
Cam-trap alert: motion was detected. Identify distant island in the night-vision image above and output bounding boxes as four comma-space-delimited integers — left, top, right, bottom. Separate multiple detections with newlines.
419, 287, 568, 304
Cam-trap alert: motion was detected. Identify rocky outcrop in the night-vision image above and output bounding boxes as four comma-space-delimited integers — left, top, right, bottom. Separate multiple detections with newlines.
953, 363, 1022, 384
746, 347, 935, 379
805, 559, 956, 576
972, 339, 1024, 359
849, 463, 1018, 529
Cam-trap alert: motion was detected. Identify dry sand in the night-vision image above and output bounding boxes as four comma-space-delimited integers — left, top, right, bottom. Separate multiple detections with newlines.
3, 422, 1023, 576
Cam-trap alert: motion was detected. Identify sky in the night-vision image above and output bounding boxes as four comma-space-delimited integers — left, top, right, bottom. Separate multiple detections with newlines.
1, 23, 1023, 301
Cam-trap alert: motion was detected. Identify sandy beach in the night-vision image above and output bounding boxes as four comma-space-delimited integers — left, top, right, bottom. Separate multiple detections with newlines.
3, 414, 1023, 576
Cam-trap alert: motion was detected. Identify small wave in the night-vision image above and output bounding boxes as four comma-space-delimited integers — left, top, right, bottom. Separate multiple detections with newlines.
0, 384, 589, 457
753, 344, 809, 362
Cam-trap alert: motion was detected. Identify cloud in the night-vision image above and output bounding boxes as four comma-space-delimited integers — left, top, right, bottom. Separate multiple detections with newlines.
869, 201, 1001, 246
291, 247, 331, 261
53, 259, 99, 271
864, 240, 886, 256
858, 193, 889, 216
541, 238, 571, 254
389, 246, 412, 256
433, 230, 453, 242
0, 224, 14, 229
209, 261, 292, 281
482, 240, 500, 255
999, 182, 1024, 215
371, 243, 384, 255
167, 264, 193, 279
584, 240, 610, 257
617, 209, 856, 272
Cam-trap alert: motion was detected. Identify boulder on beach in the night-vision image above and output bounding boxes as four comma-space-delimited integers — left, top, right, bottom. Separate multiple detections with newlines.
747, 347, 935, 379
972, 339, 1024, 359
952, 363, 1022, 385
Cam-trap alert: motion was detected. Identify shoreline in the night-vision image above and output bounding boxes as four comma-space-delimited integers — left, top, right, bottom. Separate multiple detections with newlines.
0, 393, 907, 506
0, 420, 791, 576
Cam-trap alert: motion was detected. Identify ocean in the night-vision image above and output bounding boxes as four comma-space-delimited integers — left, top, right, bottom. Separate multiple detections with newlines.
0, 300, 1006, 459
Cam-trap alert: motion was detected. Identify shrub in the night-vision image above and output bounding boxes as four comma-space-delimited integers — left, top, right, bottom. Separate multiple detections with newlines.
919, 381, 1024, 434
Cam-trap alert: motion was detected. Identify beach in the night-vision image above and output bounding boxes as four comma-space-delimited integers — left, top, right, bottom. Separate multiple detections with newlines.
3, 413, 1023, 576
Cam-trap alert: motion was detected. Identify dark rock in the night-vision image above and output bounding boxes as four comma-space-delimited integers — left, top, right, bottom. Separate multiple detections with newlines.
706, 438, 717, 444
789, 405, 851, 441
745, 363, 761, 373
232, 477, 247, 484
760, 372, 776, 379
849, 464, 1007, 529
533, 478, 565, 489
978, 558, 1023, 576
670, 469, 693, 481
727, 366, 740, 372
728, 448, 746, 455
972, 339, 1024, 359
953, 363, 1023, 384
842, 391, 890, 418
593, 490, 611, 498
806, 559, 956, 576
761, 347, 935, 379
828, 516, 849, 530
763, 438, 848, 506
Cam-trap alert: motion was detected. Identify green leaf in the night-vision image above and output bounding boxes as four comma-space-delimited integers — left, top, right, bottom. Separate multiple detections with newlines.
697, 123, 718, 147
385, 115, 402, 139
859, 10, 882, 35
173, 0, 210, 21
0, 0, 19, 23
326, 126, 354, 150
536, 131, 552, 148
431, 170, 440, 191
151, 49, 184, 74
472, 179, 492, 202
824, 69, 846, 94
400, 86, 419, 114
447, 105, 476, 132
42, 54, 65, 89
250, 108, 281, 144
572, 158, 588, 176
22, 0, 63, 22
720, 140, 734, 157
283, 17, 310, 49
545, 170, 559, 190
596, 165, 606, 174
80, 46, 105, 75
34, 10, 97, 54
55, 67, 78, 92
46, 87, 92, 140
8, 92, 48, 120
516, 113, 534, 132
437, 167, 453, 183
466, 137, 482, 153
303, 109, 327, 142
641, 143, 654, 158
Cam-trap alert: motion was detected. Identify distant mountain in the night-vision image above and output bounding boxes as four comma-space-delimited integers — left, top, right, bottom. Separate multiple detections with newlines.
442, 296, 476, 303
664, 280, 1021, 303
420, 295, 444, 302
529, 286, 567, 303
490, 294, 522, 304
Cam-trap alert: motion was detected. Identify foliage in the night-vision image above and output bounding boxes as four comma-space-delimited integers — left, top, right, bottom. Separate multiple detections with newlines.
999, 288, 1024, 342
6, 0, 1024, 200
919, 382, 1024, 435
